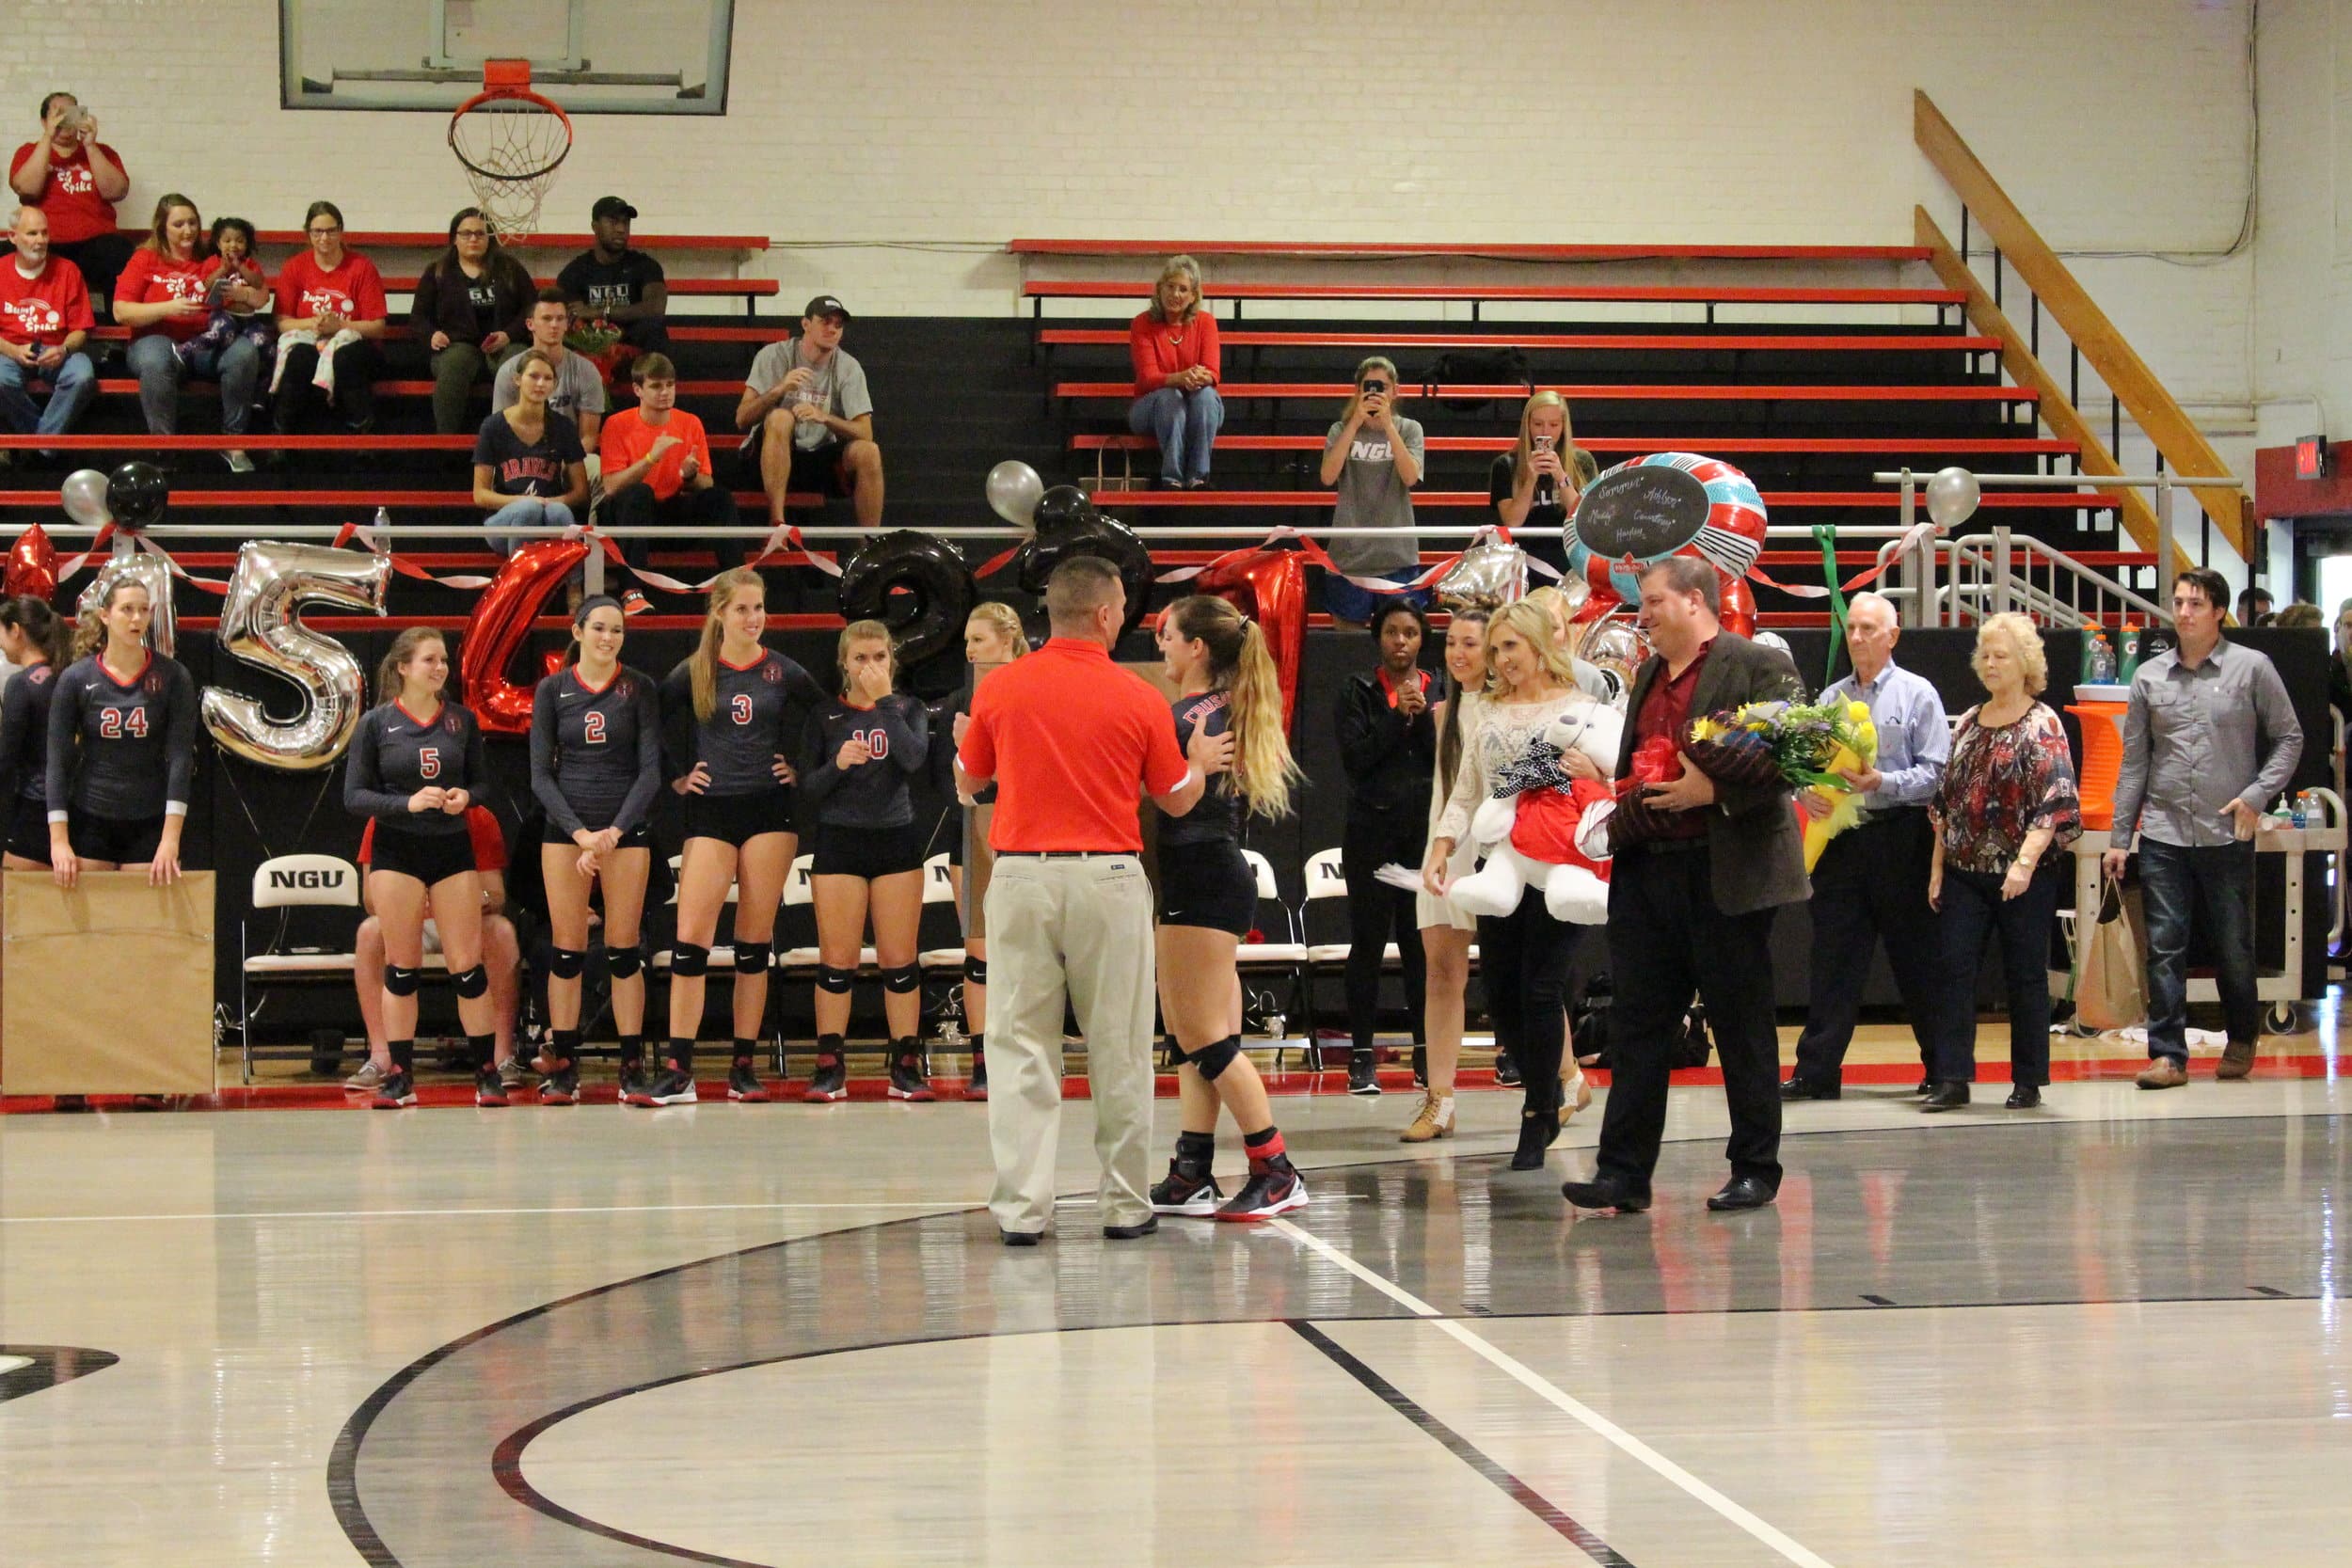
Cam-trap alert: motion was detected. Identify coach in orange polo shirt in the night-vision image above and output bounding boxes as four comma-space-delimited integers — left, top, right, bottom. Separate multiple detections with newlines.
956, 557, 1232, 1245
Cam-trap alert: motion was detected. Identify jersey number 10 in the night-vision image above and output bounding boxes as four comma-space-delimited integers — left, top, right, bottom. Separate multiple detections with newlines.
97, 705, 151, 740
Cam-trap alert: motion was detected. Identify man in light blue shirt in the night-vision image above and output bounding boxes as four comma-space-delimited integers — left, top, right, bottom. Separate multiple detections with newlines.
1786, 593, 1952, 1099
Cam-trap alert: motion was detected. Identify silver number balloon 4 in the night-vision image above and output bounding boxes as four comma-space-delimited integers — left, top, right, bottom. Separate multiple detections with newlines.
76, 550, 176, 657
200, 543, 391, 770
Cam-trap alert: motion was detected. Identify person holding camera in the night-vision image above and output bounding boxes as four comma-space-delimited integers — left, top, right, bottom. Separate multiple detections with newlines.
8, 94, 131, 322
1319, 356, 1427, 626
1126, 254, 1222, 489
1492, 391, 1599, 579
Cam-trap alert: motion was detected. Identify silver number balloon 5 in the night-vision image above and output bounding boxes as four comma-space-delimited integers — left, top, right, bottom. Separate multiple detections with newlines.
200, 543, 391, 770
77, 549, 177, 657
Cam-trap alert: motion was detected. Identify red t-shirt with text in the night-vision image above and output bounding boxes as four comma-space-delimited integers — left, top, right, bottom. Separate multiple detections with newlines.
116, 247, 210, 342
0, 257, 95, 348
8, 142, 125, 243
273, 250, 388, 324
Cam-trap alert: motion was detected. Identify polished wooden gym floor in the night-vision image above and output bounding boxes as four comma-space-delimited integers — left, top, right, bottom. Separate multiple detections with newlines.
3, 1020, 2346, 1566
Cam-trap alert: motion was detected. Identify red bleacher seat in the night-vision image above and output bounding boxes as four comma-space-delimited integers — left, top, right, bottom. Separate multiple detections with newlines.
1053, 381, 2039, 404
1009, 240, 1932, 261
1023, 280, 1962, 306
1038, 328, 1999, 353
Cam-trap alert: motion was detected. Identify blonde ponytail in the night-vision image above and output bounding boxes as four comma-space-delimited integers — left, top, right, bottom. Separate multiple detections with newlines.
691, 566, 763, 723
1165, 595, 1302, 821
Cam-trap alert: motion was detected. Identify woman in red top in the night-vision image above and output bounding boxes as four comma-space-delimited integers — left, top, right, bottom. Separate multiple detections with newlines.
115, 195, 271, 473
8, 93, 131, 320
270, 199, 390, 444
1125, 254, 1222, 489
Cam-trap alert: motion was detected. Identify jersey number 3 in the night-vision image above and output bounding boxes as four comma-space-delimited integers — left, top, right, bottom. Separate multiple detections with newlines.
583, 711, 608, 745
97, 706, 150, 740
730, 693, 754, 726
419, 746, 441, 780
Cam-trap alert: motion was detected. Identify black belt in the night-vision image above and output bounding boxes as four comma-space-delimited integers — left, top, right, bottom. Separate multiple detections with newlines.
997, 850, 1134, 860
1627, 835, 1709, 856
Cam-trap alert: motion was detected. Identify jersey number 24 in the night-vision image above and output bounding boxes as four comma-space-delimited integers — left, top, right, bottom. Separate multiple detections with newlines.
97, 705, 150, 740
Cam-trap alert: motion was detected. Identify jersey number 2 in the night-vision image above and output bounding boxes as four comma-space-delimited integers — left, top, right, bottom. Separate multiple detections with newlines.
583, 711, 608, 745
419, 746, 441, 780
97, 706, 150, 740
730, 693, 754, 726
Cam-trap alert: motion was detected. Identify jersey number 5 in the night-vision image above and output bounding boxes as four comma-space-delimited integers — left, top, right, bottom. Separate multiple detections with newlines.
419, 746, 441, 780
730, 693, 754, 726
583, 711, 608, 745
97, 706, 150, 740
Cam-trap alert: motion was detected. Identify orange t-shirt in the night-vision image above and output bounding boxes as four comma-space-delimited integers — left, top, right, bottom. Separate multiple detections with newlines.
960, 638, 1189, 853
598, 406, 710, 502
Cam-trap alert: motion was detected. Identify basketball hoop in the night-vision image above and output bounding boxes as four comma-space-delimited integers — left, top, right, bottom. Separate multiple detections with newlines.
448, 60, 573, 242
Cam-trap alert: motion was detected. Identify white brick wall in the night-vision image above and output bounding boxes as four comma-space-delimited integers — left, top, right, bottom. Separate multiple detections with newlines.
2253, 0, 2352, 446
5, 0, 2260, 425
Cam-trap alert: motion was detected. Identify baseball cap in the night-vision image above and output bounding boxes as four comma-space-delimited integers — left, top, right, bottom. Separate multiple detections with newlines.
803, 294, 851, 323
591, 196, 638, 222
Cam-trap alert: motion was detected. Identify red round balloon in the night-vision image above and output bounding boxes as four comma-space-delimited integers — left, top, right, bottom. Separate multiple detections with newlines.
460, 538, 589, 735
6, 522, 57, 600
1193, 547, 1306, 731
1718, 576, 1757, 639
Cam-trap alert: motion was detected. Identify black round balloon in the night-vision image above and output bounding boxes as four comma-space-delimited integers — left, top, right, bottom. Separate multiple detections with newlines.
1015, 512, 1153, 640
105, 460, 169, 531
1032, 484, 1089, 536
836, 530, 976, 671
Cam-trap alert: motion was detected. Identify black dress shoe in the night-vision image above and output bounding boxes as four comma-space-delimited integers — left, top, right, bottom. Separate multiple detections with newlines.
1103, 1215, 1159, 1240
2005, 1085, 2042, 1109
999, 1228, 1042, 1247
1915, 1077, 1933, 1096
1706, 1175, 1776, 1212
1920, 1081, 1971, 1112
1780, 1076, 1840, 1101
1560, 1175, 1650, 1213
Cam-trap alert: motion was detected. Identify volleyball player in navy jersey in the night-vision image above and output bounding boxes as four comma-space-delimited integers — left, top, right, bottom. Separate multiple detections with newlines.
656, 567, 824, 1105
0, 597, 69, 870
530, 595, 662, 1104
802, 619, 932, 1101
1148, 595, 1309, 1220
931, 602, 1026, 1100
46, 577, 198, 889
345, 627, 501, 1108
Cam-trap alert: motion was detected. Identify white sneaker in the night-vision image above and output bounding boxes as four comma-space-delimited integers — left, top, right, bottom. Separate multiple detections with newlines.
343, 1059, 388, 1092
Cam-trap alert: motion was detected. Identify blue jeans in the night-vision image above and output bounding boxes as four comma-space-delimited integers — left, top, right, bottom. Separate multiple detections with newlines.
0, 350, 96, 439
485, 498, 578, 556
1929, 864, 2059, 1085
2138, 837, 2259, 1061
1126, 385, 1223, 483
1321, 563, 1430, 625
127, 331, 262, 436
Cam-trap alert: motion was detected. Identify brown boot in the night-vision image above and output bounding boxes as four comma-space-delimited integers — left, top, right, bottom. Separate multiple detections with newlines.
2136, 1056, 2189, 1090
1400, 1091, 1455, 1144
2216, 1039, 2256, 1081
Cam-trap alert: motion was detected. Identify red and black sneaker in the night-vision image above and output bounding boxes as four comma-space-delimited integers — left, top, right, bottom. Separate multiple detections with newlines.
371, 1069, 418, 1109
1150, 1164, 1223, 1217
804, 1049, 848, 1102
474, 1066, 510, 1108
887, 1041, 935, 1102
965, 1048, 988, 1101
1215, 1165, 1308, 1222
538, 1063, 580, 1105
727, 1058, 771, 1102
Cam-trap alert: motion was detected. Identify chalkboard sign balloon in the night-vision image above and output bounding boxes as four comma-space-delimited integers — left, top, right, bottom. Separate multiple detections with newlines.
837, 530, 976, 670
1565, 452, 1769, 610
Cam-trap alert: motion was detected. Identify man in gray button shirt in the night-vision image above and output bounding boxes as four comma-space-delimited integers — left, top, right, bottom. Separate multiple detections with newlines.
2103, 567, 2302, 1088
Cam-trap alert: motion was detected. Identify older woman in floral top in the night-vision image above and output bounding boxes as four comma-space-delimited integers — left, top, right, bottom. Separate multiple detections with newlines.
1924, 612, 2082, 1112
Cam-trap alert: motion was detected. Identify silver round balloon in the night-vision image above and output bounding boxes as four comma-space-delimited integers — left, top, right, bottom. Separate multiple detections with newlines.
199, 542, 390, 770
1924, 466, 1981, 529
1752, 630, 1791, 655
59, 467, 111, 529
1582, 620, 1652, 703
76, 550, 175, 657
1435, 535, 1527, 610
984, 460, 1045, 531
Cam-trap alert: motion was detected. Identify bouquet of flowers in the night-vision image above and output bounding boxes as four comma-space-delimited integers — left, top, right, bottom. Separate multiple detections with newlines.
1686, 700, 1880, 870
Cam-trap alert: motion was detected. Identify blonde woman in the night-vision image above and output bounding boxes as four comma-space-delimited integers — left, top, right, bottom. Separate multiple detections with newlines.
938, 602, 1026, 1098
1492, 391, 1600, 578
1320, 356, 1427, 625
1524, 583, 1615, 701
1126, 254, 1221, 488
1424, 599, 1621, 1167
802, 620, 932, 1101
1148, 595, 1310, 1220
1403, 607, 1490, 1139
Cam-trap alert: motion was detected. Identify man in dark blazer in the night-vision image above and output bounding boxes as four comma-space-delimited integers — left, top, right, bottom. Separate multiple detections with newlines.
1563, 556, 1809, 1214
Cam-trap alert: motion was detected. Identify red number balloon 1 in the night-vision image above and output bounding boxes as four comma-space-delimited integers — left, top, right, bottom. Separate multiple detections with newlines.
459, 537, 589, 735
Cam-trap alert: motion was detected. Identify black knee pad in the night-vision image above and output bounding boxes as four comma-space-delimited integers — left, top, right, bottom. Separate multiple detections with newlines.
882, 962, 920, 994
671, 942, 709, 978
383, 963, 422, 998
549, 946, 587, 980
605, 944, 643, 980
816, 964, 855, 994
451, 962, 489, 1000
1190, 1034, 1242, 1082
963, 956, 987, 987
733, 940, 771, 974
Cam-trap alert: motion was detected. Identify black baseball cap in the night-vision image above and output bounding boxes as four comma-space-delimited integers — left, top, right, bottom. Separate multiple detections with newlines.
803, 294, 851, 323
591, 196, 637, 222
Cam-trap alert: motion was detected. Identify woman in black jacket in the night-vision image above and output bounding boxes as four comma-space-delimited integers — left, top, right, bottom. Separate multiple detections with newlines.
412, 207, 534, 433
1332, 601, 1435, 1094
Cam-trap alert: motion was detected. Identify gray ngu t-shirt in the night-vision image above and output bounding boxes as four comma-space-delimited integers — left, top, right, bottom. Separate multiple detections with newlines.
1325, 416, 1423, 576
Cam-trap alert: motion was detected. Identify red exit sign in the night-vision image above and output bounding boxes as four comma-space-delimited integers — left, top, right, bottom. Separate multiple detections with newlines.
2296, 435, 2332, 480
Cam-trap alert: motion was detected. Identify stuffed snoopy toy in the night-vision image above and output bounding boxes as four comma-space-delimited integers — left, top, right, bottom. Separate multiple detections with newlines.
1446, 704, 1624, 926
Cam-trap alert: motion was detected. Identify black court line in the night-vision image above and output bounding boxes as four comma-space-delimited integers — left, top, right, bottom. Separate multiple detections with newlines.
0, 1344, 118, 1403
1286, 1320, 1635, 1567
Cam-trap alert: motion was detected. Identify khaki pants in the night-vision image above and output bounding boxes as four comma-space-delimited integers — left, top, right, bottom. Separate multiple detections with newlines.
983, 853, 1157, 1235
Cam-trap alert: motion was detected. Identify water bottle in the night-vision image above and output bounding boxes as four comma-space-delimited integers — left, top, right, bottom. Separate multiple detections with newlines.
2117, 621, 2143, 683
2084, 629, 2117, 684
2292, 791, 2311, 831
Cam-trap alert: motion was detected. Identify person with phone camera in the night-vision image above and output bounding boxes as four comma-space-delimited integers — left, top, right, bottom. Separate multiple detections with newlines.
9, 94, 132, 323
1319, 356, 1428, 626
1492, 390, 1600, 578
1126, 254, 1222, 489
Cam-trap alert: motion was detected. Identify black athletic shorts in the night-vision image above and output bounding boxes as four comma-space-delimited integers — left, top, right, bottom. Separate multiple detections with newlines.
7, 797, 51, 864
538, 817, 657, 850
738, 428, 852, 496
812, 820, 925, 879
68, 811, 166, 865
1155, 839, 1256, 937
682, 788, 797, 848
367, 825, 478, 888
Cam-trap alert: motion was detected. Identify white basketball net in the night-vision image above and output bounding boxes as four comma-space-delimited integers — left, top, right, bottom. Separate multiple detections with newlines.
449, 95, 572, 241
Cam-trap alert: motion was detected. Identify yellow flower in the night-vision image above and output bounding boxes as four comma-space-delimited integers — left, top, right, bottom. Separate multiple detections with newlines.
1691, 716, 1728, 743
1848, 700, 1870, 725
